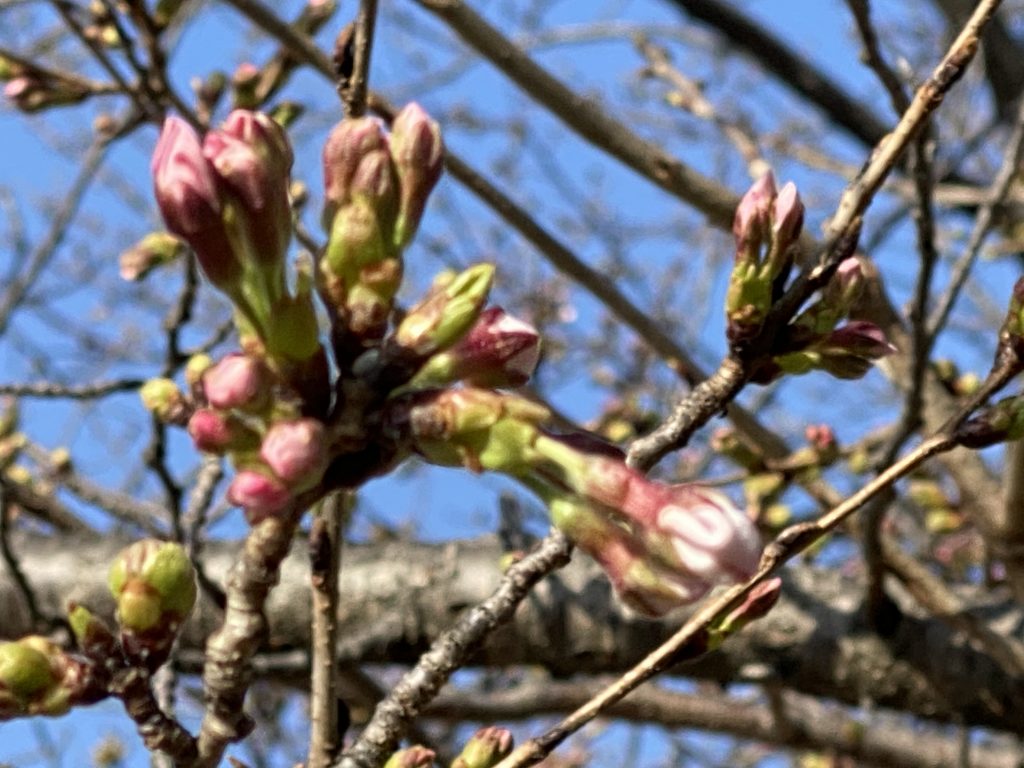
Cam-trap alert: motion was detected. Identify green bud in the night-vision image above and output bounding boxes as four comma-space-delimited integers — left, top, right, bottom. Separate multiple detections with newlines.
185, 353, 214, 391
453, 726, 514, 768
394, 264, 495, 357
383, 746, 436, 768
119, 232, 187, 282
108, 540, 197, 633
139, 378, 187, 423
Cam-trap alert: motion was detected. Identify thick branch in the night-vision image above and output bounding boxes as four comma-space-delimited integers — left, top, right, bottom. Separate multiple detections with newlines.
5, 533, 1024, 736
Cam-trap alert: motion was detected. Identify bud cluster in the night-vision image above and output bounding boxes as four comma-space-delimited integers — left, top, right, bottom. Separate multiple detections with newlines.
320, 103, 444, 342
151, 110, 322, 368
386, 388, 762, 616
726, 176, 894, 382
1, 57, 90, 113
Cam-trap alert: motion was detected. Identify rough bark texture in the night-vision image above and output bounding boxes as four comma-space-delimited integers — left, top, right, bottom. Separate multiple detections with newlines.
5, 532, 1024, 736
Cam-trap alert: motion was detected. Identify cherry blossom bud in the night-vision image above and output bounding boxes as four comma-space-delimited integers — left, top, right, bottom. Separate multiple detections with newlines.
203, 110, 293, 275
547, 495, 707, 616
815, 321, 897, 379
652, 487, 761, 584
390, 103, 444, 247
957, 394, 1024, 448
322, 117, 389, 225
108, 540, 197, 635
710, 578, 782, 648
393, 264, 495, 357
152, 117, 240, 292
383, 746, 436, 768
732, 172, 776, 260
184, 353, 213, 392
410, 306, 541, 389
770, 181, 804, 252
202, 354, 272, 412
259, 418, 328, 489
188, 408, 259, 454
822, 257, 865, 319
139, 378, 188, 424
227, 469, 292, 523
453, 726, 514, 768
119, 232, 186, 281
0, 637, 89, 718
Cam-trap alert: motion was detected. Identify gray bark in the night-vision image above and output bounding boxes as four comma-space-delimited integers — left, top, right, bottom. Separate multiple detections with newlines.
4, 532, 1024, 735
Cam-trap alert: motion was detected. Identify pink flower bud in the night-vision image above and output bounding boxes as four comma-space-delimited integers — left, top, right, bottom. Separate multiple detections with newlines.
227, 470, 292, 523
384, 746, 436, 768
202, 354, 272, 412
654, 486, 761, 584
259, 418, 328, 489
322, 116, 389, 221
823, 257, 865, 317
187, 408, 257, 453
152, 116, 240, 291
203, 110, 293, 268
451, 307, 541, 387
732, 171, 776, 258
390, 102, 444, 247
817, 320, 897, 379
771, 181, 803, 245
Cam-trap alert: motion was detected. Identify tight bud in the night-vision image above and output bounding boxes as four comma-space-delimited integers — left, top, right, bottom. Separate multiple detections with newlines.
227, 469, 292, 524
259, 418, 328, 489
202, 354, 272, 412
152, 117, 239, 291
383, 746, 436, 768
188, 409, 259, 454
108, 540, 197, 635
409, 306, 541, 389
393, 264, 495, 357
140, 378, 188, 424
119, 232, 187, 281
322, 117, 389, 226
0, 637, 87, 718
390, 103, 444, 247
453, 726, 514, 768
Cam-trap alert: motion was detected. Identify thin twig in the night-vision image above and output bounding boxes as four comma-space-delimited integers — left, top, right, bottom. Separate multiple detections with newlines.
341, 0, 378, 117
335, 530, 573, 768
308, 493, 349, 768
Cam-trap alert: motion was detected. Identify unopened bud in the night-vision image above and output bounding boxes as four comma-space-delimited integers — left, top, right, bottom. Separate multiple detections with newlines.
259, 418, 328, 489
227, 469, 292, 523
453, 726, 514, 768
231, 62, 260, 109
119, 232, 187, 281
185, 353, 213, 391
108, 540, 197, 634
152, 116, 239, 292
0, 637, 82, 717
409, 306, 541, 389
202, 354, 272, 412
957, 394, 1024, 448
815, 321, 897, 379
732, 172, 776, 260
390, 102, 444, 247
998, 278, 1024, 362
139, 378, 188, 423
188, 409, 259, 454
383, 746, 436, 768
770, 181, 804, 252
322, 117, 389, 226
393, 263, 495, 357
